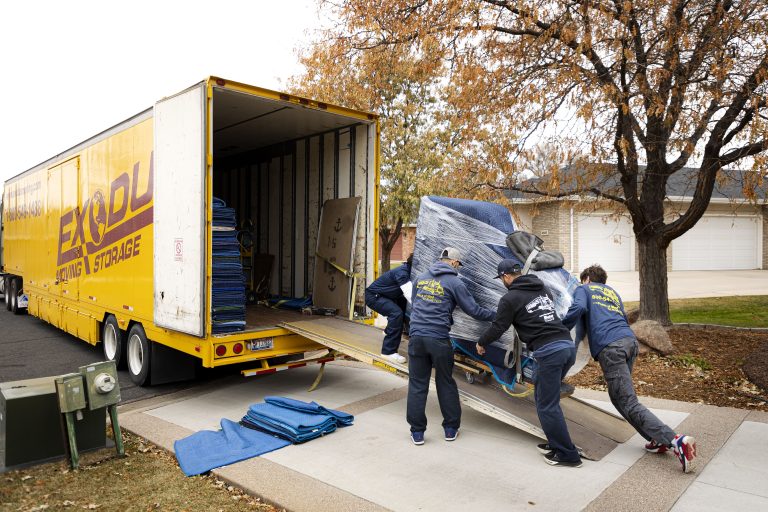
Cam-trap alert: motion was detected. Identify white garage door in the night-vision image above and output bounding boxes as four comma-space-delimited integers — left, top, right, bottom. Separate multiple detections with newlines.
672, 215, 759, 270
578, 215, 634, 271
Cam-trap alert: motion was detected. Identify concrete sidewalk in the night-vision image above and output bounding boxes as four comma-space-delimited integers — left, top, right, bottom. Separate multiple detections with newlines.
118, 362, 768, 512
606, 269, 768, 302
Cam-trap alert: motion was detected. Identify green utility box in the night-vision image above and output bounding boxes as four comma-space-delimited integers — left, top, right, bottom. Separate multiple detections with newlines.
79, 361, 120, 410
0, 376, 106, 470
55, 374, 86, 413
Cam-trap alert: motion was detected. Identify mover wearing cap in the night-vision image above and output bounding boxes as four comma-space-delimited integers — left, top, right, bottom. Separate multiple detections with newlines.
477, 259, 582, 467
406, 247, 495, 445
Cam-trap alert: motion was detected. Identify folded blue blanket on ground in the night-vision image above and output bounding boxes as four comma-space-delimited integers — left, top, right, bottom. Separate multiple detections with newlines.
241, 398, 354, 443
242, 403, 337, 442
174, 418, 290, 477
264, 396, 354, 426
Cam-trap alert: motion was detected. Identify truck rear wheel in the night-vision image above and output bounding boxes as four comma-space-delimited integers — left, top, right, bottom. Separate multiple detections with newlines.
127, 324, 151, 386
4, 277, 11, 311
10, 278, 19, 315
103, 315, 127, 370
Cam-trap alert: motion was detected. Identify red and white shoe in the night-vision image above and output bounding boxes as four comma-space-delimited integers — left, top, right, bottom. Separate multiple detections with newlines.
672, 434, 697, 473
645, 439, 669, 454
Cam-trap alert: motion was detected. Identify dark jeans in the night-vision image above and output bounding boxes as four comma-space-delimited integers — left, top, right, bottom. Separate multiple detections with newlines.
407, 336, 460, 432
535, 346, 580, 462
365, 291, 406, 355
597, 337, 676, 446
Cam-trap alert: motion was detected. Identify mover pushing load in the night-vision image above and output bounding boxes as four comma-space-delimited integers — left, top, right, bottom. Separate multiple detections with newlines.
1, 77, 380, 386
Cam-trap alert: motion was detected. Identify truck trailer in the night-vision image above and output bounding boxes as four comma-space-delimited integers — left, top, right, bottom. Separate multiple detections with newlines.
1, 77, 380, 386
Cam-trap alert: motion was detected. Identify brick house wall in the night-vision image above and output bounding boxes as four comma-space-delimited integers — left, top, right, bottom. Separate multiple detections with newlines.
401, 226, 416, 260
531, 202, 573, 269
379, 226, 416, 263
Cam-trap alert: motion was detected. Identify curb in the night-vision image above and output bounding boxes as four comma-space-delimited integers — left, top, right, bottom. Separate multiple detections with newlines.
670, 323, 768, 333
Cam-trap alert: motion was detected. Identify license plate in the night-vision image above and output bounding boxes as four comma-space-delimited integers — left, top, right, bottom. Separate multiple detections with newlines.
247, 338, 273, 351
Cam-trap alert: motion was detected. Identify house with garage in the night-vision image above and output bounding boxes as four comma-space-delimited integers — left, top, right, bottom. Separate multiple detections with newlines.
506, 168, 767, 272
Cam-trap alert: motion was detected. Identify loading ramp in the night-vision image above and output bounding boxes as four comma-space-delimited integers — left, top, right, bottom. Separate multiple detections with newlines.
280, 317, 635, 461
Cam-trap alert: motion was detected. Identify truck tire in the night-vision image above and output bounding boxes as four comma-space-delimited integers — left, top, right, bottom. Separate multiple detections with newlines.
103, 315, 127, 370
4, 277, 10, 311
127, 324, 151, 386
10, 278, 19, 315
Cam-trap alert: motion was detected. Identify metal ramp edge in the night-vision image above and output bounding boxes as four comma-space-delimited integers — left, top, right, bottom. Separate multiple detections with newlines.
280, 317, 634, 460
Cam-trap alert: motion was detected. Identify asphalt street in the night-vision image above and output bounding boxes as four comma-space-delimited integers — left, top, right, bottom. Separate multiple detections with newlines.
0, 305, 242, 403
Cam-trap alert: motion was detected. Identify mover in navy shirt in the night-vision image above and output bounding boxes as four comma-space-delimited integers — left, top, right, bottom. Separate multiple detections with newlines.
563, 264, 697, 472
365, 254, 413, 364
406, 247, 495, 445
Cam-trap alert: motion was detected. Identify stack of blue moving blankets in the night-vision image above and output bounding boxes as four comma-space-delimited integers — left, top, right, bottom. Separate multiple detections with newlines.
174, 396, 354, 476
241, 396, 354, 443
212, 197, 246, 333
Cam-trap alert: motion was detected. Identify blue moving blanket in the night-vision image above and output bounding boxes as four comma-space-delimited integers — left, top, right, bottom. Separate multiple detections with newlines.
264, 396, 354, 426
241, 397, 354, 443
174, 418, 290, 477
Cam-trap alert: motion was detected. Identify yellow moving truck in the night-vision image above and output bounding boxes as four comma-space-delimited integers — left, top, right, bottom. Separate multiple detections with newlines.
1, 77, 380, 386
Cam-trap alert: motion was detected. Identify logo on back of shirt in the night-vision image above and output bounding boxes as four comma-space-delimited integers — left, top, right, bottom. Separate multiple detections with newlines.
525, 295, 556, 322
415, 279, 445, 303
589, 284, 623, 314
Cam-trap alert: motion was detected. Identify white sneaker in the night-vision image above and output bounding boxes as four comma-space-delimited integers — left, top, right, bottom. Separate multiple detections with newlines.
381, 353, 406, 364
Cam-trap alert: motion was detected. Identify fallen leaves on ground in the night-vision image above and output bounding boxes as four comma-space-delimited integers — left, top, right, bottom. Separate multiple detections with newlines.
567, 327, 768, 411
0, 431, 277, 512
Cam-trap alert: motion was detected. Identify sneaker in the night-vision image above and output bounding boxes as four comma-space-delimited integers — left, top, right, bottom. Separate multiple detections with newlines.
560, 382, 575, 398
537, 443, 585, 457
544, 451, 582, 468
411, 431, 425, 445
645, 439, 669, 454
381, 352, 406, 364
672, 434, 696, 473
444, 427, 459, 441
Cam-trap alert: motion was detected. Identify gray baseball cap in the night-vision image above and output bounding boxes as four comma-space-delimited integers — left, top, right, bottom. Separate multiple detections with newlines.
440, 247, 463, 266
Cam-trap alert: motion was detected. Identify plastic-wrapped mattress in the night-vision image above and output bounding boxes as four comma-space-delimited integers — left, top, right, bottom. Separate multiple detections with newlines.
411, 196, 578, 381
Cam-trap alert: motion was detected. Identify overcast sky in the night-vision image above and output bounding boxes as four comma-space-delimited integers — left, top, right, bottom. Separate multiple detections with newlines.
0, 0, 320, 189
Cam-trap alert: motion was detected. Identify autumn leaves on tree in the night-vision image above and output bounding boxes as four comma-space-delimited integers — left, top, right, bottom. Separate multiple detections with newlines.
293, 0, 767, 323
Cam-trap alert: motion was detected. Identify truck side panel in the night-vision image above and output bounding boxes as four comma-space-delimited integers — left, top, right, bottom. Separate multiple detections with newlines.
6, 119, 155, 342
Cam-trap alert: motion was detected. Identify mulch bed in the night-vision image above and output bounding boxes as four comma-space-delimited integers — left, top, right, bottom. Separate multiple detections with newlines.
566, 326, 768, 411
743, 342, 768, 393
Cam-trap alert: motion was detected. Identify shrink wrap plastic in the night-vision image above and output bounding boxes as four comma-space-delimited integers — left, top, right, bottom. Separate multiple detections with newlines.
411, 196, 579, 350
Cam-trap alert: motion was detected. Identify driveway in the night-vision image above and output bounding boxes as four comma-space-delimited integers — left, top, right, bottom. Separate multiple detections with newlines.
120, 362, 768, 512
605, 269, 768, 302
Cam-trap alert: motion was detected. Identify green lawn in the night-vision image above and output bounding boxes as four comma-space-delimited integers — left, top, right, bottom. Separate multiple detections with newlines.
624, 295, 768, 328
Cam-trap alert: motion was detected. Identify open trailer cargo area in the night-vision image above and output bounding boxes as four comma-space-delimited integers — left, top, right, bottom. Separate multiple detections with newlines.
1, 77, 379, 386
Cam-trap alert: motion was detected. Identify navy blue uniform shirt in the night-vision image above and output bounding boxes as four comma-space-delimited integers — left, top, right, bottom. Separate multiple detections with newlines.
563, 282, 635, 359
366, 264, 411, 300
408, 262, 495, 339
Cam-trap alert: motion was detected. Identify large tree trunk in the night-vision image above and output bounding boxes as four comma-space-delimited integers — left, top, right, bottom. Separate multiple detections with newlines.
380, 242, 393, 273
637, 235, 671, 325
